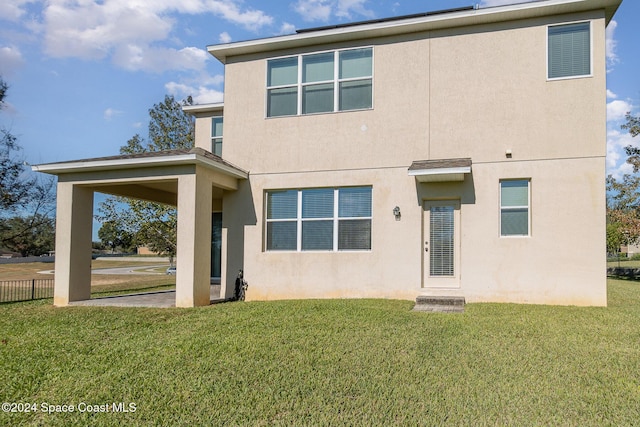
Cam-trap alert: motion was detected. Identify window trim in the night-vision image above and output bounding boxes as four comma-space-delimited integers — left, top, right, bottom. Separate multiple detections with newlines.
546, 20, 592, 81
265, 186, 373, 252
265, 46, 374, 118
499, 179, 531, 238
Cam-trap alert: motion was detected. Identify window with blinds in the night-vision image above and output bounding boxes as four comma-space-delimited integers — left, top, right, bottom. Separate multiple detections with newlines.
548, 22, 590, 79
267, 47, 373, 117
500, 180, 530, 237
430, 206, 455, 277
211, 117, 223, 156
266, 187, 372, 251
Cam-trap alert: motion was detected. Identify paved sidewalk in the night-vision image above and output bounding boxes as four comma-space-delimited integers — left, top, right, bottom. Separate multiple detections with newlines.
69, 285, 223, 308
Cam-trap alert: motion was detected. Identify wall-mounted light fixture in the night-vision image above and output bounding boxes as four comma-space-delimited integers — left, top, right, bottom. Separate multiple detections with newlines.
505, 149, 512, 158
393, 206, 401, 221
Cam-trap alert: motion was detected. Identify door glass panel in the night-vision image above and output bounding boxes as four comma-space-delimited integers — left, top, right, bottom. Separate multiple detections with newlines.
430, 206, 454, 277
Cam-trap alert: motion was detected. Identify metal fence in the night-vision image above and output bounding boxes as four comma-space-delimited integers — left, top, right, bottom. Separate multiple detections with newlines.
0, 279, 54, 303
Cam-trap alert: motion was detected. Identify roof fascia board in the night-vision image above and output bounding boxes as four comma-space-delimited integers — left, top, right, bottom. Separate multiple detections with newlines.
182, 102, 224, 114
32, 153, 248, 180
207, 0, 620, 63
408, 166, 472, 177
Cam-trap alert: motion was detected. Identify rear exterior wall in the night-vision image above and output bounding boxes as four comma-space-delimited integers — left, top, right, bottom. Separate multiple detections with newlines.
202, 10, 607, 305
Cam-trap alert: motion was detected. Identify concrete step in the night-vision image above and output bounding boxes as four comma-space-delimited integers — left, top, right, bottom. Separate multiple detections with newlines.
413, 296, 465, 313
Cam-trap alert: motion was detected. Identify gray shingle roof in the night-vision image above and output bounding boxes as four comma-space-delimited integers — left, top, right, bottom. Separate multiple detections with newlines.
408, 158, 472, 171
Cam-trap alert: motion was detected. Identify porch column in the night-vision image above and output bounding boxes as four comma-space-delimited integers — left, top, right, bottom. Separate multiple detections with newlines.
176, 168, 212, 307
53, 182, 94, 306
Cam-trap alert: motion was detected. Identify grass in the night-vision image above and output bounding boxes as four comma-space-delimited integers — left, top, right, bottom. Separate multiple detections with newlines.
0, 261, 175, 297
0, 260, 168, 280
607, 259, 640, 268
1, 280, 639, 426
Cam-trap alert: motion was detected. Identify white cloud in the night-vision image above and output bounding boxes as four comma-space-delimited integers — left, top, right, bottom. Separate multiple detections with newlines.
198, 74, 225, 86
335, 0, 374, 19
112, 45, 209, 73
32, 0, 273, 71
207, 1, 273, 29
607, 100, 634, 122
606, 20, 618, 68
293, 0, 374, 22
279, 22, 296, 35
165, 75, 225, 104
0, 0, 31, 22
294, 0, 332, 22
104, 108, 123, 120
607, 129, 639, 179
43, 1, 173, 60
0, 46, 25, 76
190, 87, 225, 104
607, 90, 617, 99
219, 32, 232, 43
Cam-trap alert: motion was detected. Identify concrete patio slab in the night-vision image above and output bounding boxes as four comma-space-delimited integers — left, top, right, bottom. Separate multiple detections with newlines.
69, 284, 224, 308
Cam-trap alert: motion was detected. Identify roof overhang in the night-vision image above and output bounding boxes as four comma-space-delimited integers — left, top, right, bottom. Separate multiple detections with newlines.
182, 102, 224, 115
408, 158, 472, 183
207, 0, 621, 63
32, 148, 248, 180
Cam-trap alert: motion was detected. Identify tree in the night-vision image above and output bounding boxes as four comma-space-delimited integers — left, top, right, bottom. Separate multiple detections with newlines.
607, 222, 624, 256
622, 112, 640, 138
120, 95, 194, 154
0, 77, 33, 211
0, 76, 56, 254
618, 113, 640, 172
98, 220, 134, 253
607, 112, 640, 253
97, 95, 194, 262
0, 214, 55, 256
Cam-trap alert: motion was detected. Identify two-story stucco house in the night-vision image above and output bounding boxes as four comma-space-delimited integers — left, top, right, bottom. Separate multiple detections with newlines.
34, 0, 621, 307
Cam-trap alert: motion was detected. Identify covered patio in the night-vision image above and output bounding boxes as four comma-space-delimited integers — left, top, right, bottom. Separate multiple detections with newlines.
32, 148, 248, 307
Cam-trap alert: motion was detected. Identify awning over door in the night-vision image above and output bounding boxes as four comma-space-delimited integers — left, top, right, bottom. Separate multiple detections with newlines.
408, 158, 472, 183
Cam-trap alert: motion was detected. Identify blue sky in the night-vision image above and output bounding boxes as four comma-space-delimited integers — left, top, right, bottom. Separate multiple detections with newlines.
0, 0, 638, 178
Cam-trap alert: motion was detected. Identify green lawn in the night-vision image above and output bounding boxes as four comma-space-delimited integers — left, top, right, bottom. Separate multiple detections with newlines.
608, 259, 640, 268
1, 280, 639, 426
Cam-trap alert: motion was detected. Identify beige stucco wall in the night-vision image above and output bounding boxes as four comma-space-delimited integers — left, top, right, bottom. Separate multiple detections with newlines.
209, 10, 607, 305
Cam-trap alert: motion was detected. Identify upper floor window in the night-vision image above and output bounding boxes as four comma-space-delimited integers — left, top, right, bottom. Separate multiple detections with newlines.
548, 22, 591, 80
211, 117, 223, 156
500, 180, 530, 237
266, 47, 373, 117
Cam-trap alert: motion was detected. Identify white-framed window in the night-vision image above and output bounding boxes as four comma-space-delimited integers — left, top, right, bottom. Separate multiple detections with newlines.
500, 179, 530, 237
547, 21, 591, 80
265, 186, 372, 251
211, 116, 223, 156
266, 47, 373, 117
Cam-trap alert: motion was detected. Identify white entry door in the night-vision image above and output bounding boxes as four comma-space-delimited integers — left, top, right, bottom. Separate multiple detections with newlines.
423, 200, 460, 288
